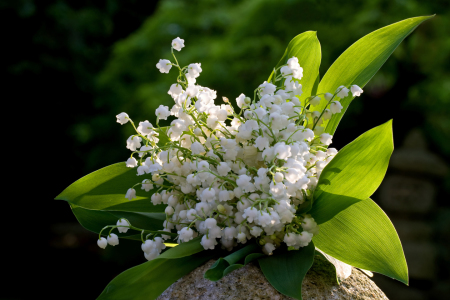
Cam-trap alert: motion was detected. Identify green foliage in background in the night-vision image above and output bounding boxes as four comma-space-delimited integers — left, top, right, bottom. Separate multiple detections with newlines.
96, 0, 450, 159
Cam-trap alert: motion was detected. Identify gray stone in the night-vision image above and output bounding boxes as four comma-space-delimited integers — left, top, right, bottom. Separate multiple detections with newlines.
158, 259, 389, 300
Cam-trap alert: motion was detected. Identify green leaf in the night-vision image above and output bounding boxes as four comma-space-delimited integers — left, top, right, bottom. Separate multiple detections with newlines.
313, 15, 433, 135
98, 238, 213, 300
204, 258, 229, 281
259, 242, 315, 300
222, 252, 265, 276
268, 31, 321, 101
56, 162, 159, 210
313, 199, 408, 284
56, 163, 167, 238
310, 120, 393, 224
70, 203, 166, 240
204, 243, 260, 281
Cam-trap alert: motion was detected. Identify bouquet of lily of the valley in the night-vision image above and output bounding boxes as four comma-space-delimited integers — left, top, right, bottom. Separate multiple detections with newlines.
56, 16, 433, 300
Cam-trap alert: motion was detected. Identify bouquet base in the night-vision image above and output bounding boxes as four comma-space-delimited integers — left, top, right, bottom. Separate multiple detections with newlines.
158, 258, 388, 300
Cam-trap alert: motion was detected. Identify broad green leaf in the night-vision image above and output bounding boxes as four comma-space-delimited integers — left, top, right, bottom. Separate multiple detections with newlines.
259, 242, 315, 300
268, 31, 321, 101
204, 258, 228, 281
309, 120, 393, 224
204, 243, 260, 281
56, 163, 168, 239
313, 15, 433, 135
70, 204, 166, 240
98, 238, 213, 300
313, 199, 408, 284
56, 162, 158, 210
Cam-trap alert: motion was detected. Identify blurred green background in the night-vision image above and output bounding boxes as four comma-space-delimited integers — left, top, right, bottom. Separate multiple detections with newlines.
4, 0, 449, 299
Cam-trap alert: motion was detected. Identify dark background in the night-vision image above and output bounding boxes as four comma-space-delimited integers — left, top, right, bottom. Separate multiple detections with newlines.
3, 0, 450, 299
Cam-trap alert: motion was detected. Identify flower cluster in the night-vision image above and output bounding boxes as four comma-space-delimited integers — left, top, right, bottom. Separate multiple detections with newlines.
100, 37, 363, 261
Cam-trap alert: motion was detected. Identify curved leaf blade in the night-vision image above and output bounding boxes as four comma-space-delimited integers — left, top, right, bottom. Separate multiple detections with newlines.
259, 242, 315, 299
56, 162, 158, 210
268, 31, 321, 101
57, 163, 167, 238
98, 238, 211, 300
314, 15, 433, 135
70, 204, 165, 240
313, 199, 408, 284
204, 243, 260, 281
310, 120, 393, 224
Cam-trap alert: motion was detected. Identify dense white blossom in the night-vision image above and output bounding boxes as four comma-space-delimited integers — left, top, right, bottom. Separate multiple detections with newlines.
101, 41, 361, 261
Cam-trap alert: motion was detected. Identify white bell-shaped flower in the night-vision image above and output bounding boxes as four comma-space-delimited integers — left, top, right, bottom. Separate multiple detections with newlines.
116, 112, 129, 125
171, 37, 185, 51
351, 85, 363, 97
97, 237, 107, 249
116, 219, 130, 233
156, 59, 172, 73
107, 233, 119, 246
125, 188, 136, 201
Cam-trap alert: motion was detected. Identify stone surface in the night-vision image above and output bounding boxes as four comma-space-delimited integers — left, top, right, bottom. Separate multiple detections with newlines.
158, 258, 389, 300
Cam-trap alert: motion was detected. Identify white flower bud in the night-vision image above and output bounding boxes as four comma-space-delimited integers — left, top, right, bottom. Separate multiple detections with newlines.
116, 219, 130, 233
324, 93, 333, 101
107, 233, 119, 246
116, 112, 129, 125
144, 249, 160, 261
205, 218, 217, 229
156, 59, 172, 73
165, 206, 175, 216
336, 86, 349, 98
274, 172, 284, 183
330, 101, 343, 114
201, 234, 217, 250
97, 237, 107, 249
142, 239, 155, 253
125, 188, 136, 201
309, 96, 321, 106
322, 109, 332, 120
263, 242, 276, 255
171, 37, 185, 51
237, 232, 247, 243
156, 105, 171, 120
126, 136, 142, 151
126, 157, 138, 168
351, 85, 363, 97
